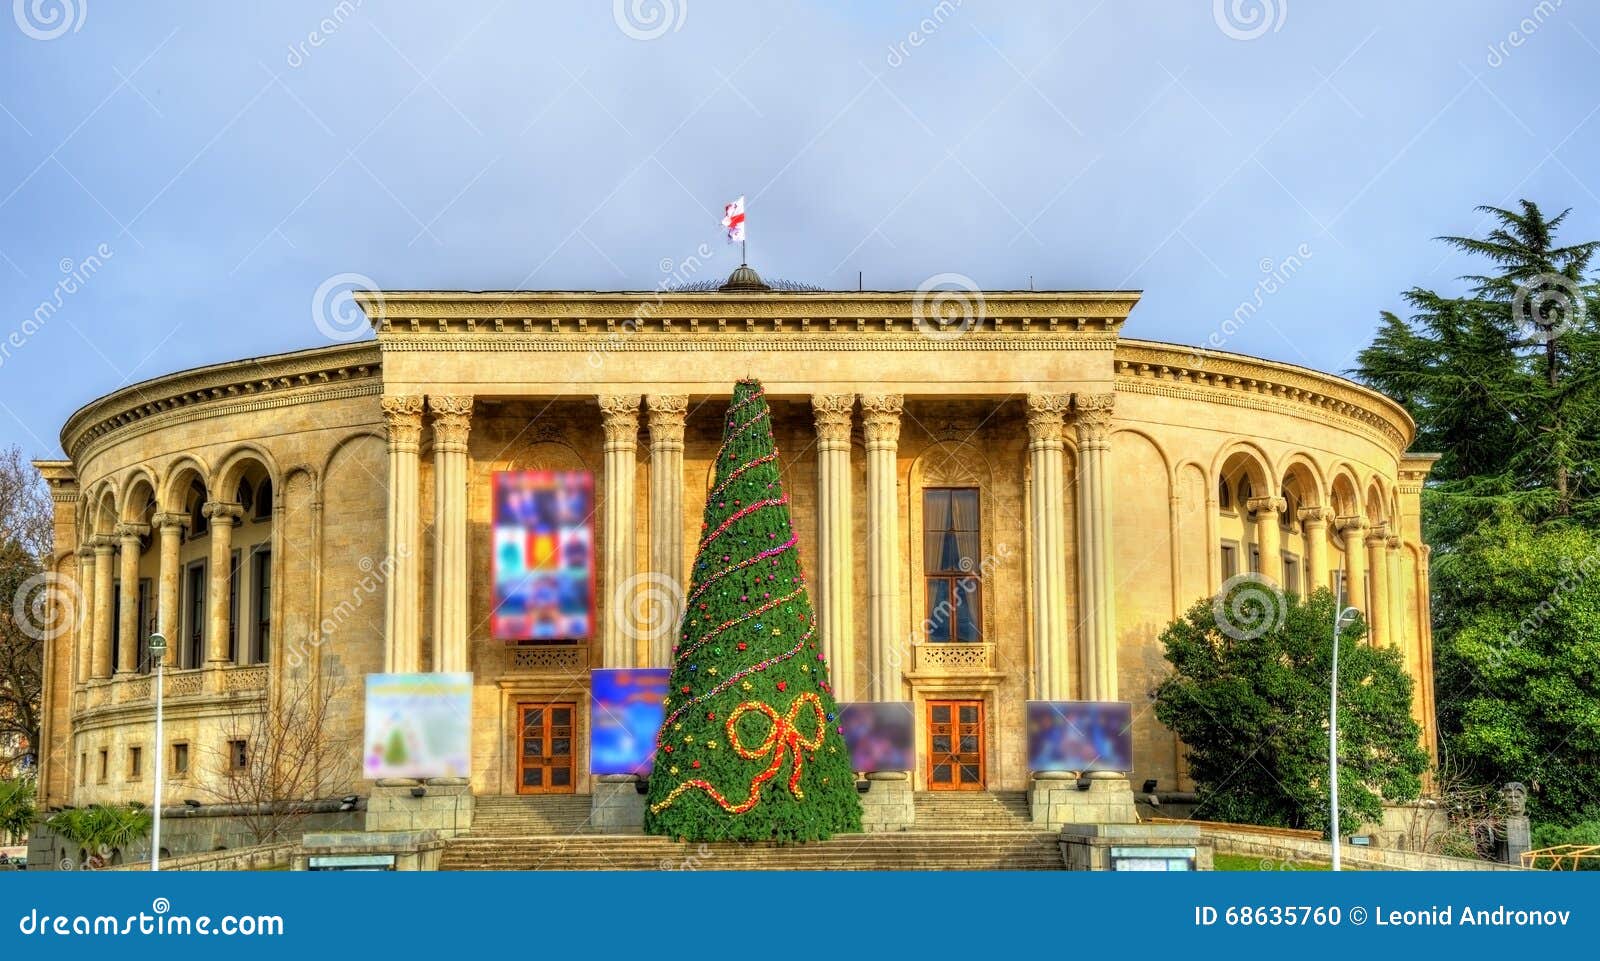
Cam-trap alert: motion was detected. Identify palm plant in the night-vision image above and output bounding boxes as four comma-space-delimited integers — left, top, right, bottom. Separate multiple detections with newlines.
0, 778, 35, 844
46, 803, 153, 867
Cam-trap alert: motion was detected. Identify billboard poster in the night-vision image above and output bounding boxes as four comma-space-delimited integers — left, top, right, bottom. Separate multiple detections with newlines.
1026, 700, 1134, 773
492, 470, 595, 641
590, 668, 671, 776
837, 702, 915, 772
363, 673, 473, 780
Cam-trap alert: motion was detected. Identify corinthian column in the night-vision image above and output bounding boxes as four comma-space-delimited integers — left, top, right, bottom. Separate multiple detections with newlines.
429, 395, 473, 674
1297, 506, 1332, 595
1247, 496, 1286, 585
77, 545, 98, 684
381, 395, 424, 674
90, 536, 115, 679
599, 394, 641, 669
1026, 394, 1071, 701
203, 502, 243, 664
1337, 516, 1367, 614
114, 523, 149, 673
1073, 392, 1117, 702
647, 394, 688, 668
1365, 522, 1391, 646
152, 512, 187, 658
1386, 532, 1404, 649
861, 394, 903, 702
812, 394, 855, 701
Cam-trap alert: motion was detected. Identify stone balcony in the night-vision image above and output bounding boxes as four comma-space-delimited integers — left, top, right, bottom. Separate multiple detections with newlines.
496, 643, 591, 677
72, 664, 270, 719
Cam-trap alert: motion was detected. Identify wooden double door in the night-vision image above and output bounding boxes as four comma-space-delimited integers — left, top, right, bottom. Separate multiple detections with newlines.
517, 702, 576, 794
926, 699, 985, 791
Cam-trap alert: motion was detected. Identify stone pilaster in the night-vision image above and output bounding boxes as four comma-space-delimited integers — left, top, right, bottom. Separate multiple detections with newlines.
646, 394, 688, 668
1025, 393, 1071, 701
1073, 392, 1117, 702
1297, 506, 1332, 595
381, 395, 424, 674
1247, 496, 1287, 586
428, 395, 473, 674
90, 536, 115, 679
1337, 516, 1367, 614
811, 393, 855, 702
861, 393, 903, 702
76, 545, 98, 684
114, 523, 149, 673
152, 513, 188, 660
1365, 522, 1391, 647
202, 501, 243, 664
599, 394, 641, 669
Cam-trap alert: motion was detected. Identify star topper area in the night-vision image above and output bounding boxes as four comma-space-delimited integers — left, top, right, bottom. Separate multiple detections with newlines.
722, 195, 747, 263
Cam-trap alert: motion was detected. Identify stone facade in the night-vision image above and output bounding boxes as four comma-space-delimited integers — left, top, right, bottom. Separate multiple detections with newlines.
30, 285, 1436, 823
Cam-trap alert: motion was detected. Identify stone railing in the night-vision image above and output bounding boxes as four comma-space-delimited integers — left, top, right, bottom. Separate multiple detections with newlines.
505, 643, 590, 674
165, 670, 205, 698
108, 841, 297, 873
223, 665, 270, 693
912, 642, 995, 674
116, 675, 153, 704
1197, 823, 1525, 871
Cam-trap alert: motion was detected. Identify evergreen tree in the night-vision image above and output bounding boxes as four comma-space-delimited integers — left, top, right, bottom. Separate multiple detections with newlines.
644, 379, 861, 842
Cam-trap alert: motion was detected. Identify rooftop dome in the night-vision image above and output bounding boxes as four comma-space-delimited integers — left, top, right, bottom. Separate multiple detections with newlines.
718, 263, 771, 292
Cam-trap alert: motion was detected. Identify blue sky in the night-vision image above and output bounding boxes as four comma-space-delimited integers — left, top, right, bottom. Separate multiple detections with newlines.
3, 1, 1599, 458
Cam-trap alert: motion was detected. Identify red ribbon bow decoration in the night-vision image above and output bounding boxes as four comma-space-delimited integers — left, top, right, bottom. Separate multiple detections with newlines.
649, 692, 828, 816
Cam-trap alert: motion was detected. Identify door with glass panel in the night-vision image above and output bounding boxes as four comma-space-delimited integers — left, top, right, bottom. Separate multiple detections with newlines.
926, 699, 985, 790
516, 702, 575, 794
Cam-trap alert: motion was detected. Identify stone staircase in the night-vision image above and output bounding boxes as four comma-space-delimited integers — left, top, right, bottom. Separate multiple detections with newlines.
440, 791, 1061, 871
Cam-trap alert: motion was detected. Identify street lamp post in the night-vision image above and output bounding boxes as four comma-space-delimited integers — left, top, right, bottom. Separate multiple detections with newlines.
148, 632, 167, 873
1330, 598, 1359, 872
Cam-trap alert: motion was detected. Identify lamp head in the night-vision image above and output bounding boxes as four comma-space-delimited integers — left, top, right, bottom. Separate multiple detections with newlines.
1335, 608, 1359, 631
148, 632, 168, 658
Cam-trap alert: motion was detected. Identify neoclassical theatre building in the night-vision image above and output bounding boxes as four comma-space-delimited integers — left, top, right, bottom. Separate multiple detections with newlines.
31, 268, 1439, 824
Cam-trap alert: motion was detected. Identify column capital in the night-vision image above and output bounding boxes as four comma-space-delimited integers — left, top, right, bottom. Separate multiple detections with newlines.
1072, 392, 1116, 447
202, 501, 244, 525
1386, 533, 1402, 550
646, 394, 688, 445
153, 512, 190, 534
1025, 394, 1071, 447
598, 394, 642, 445
811, 394, 855, 447
381, 394, 426, 452
1246, 495, 1287, 516
860, 394, 904, 448
428, 395, 474, 453
113, 522, 150, 543
88, 535, 116, 555
1297, 505, 1333, 527
1364, 521, 1391, 547
1336, 515, 1367, 535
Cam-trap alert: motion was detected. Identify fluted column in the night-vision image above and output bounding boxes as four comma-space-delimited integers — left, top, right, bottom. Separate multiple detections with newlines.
1247, 496, 1286, 585
429, 395, 474, 674
114, 523, 149, 673
203, 502, 243, 664
812, 394, 855, 701
646, 395, 688, 667
1026, 394, 1071, 700
1337, 516, 1367, 614
381, 395, 424, 674
76, 545, 98, 684
152, 512, 187, 654
1386, 533, 1404, 647
599, 394, 641, 669
1073, 393, 1118, 702
1365, 522, 1391, 646
90, 536, 115, 679
1298, 506, 1332, 595
861, 394, 903, 702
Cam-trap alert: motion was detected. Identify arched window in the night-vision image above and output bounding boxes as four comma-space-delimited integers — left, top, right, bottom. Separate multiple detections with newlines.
1218, 477, 1233, 511
253, 478, 273, 521
186, 480, 208, 538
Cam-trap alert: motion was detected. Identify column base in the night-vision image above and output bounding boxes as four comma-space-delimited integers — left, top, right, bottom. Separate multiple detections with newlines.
365, 781, 474, 837
1029, 772, 1138, 828
591, 775, 647, 832
860, 771, 915, 832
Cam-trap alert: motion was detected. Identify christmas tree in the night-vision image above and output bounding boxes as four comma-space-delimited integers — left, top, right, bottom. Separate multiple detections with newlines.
644, 379, 862, 842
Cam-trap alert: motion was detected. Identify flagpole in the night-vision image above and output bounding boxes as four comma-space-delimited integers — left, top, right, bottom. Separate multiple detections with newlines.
741, 238, 746, 266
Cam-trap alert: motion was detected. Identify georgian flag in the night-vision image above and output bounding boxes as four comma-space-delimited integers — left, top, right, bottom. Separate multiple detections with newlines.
722, 196, 746, 243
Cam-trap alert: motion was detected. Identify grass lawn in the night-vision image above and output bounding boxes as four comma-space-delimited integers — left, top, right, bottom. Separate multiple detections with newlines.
1213, 853, 1331, 871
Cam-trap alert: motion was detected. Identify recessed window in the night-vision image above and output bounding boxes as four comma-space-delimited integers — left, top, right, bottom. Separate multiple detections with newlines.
227, 739, 249, 773
253, 478, 273, 522
251, 548, 272, 664
1282, 554, 1300, 596
1218, 478, 1232, 511
171, 742, 189, 777
128, 746, 142, 781
97, 749, 108, 784
1220, 541, 1239, 582
923, 488, 982, 643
